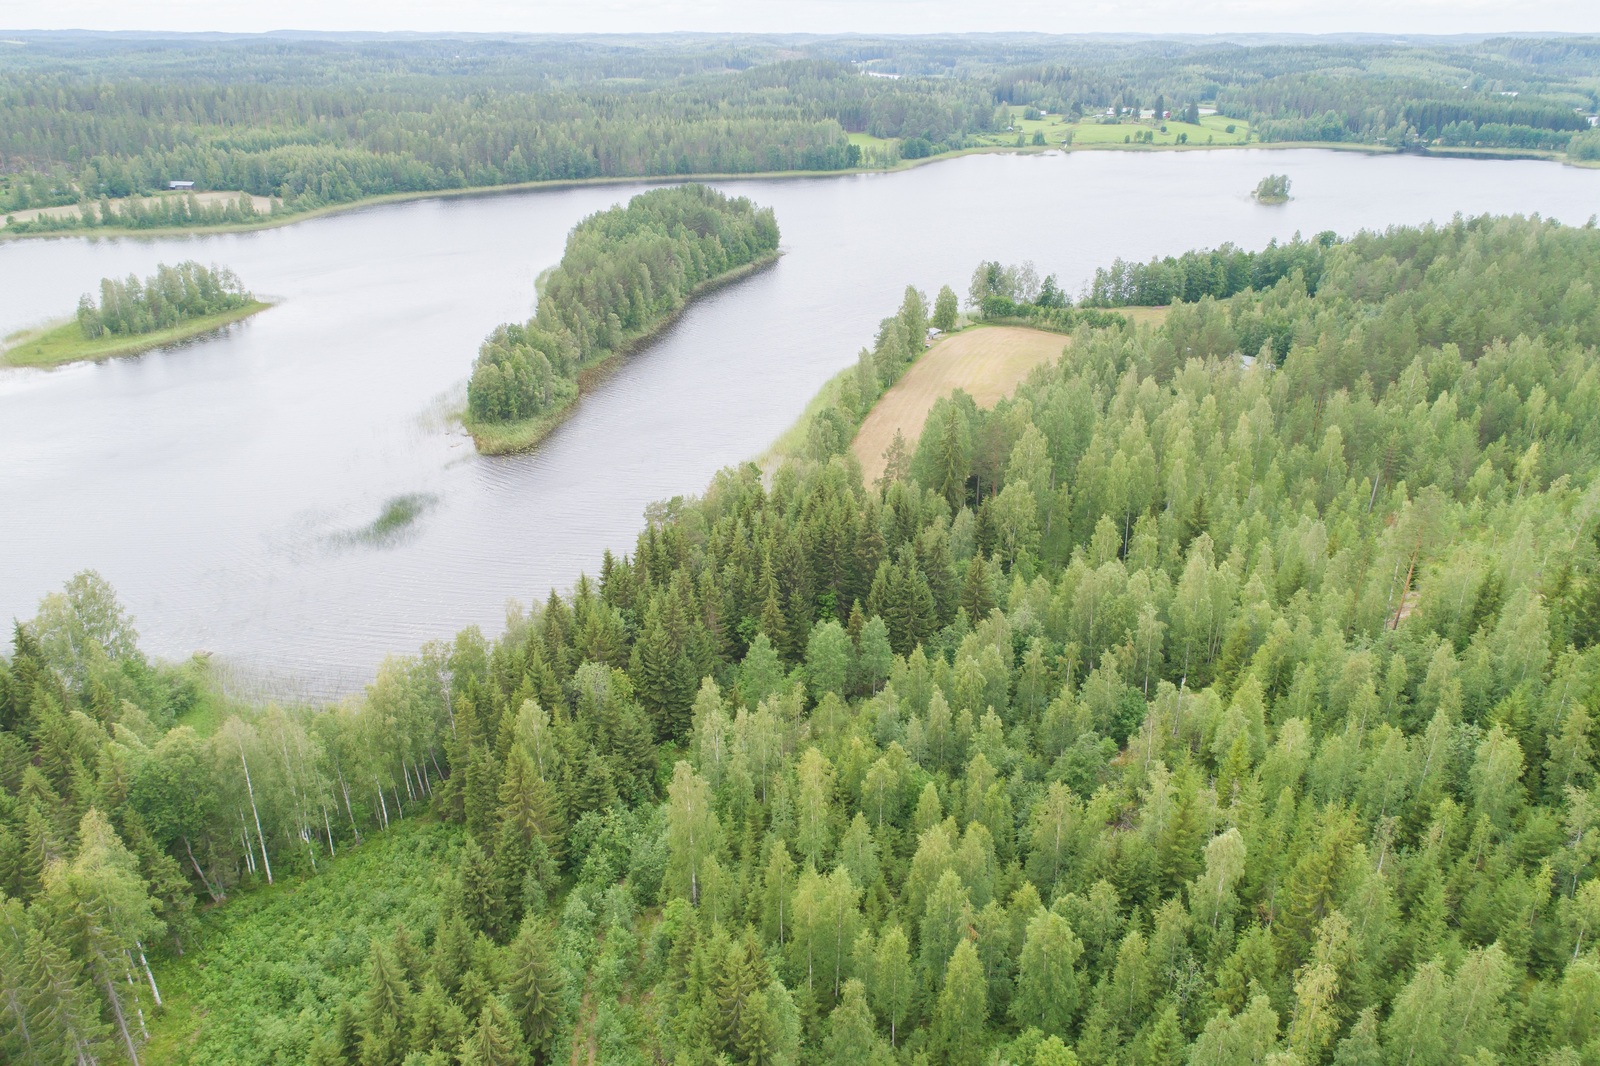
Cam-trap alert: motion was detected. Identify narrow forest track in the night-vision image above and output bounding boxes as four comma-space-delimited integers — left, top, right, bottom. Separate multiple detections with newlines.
852, 325, 1068, 485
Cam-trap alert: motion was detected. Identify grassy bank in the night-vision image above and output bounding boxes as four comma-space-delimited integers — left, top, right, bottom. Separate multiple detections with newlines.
465, 251, 779, 456
1, 300, 271, 368
759, 360, 864, 472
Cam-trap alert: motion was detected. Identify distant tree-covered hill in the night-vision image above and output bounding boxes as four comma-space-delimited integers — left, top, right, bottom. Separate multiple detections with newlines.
2, 34, 1596, 231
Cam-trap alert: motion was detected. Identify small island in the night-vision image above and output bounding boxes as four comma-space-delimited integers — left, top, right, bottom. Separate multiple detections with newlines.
464, 184, 780, 454
2, 260, 268, 368
1253, 173, 1293, 204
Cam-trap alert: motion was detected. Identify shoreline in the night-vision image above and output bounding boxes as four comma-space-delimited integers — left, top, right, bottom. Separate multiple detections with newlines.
1, 300, 273, 369
6, 136, 1580, 245
463, 251, 782, 455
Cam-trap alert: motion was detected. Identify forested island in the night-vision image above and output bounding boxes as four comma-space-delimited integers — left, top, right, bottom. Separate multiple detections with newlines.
4, 214, 1600, 1066
465, 184, 781, 454
1253, 174, 1292, 204
2, 34, 1598, 235
2, 261, 266, 368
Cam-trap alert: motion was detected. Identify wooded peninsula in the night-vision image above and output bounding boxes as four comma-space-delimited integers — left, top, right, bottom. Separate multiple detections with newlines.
6, 213, 1600, 1066
464, 184, 781, 454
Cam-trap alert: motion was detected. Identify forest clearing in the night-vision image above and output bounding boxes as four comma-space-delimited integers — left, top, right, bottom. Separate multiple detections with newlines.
852, 317, 1171, 485
852, 326, 1064, 484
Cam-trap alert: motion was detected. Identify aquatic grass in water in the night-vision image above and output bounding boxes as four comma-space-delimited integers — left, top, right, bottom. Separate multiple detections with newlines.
342, 493, 437, 547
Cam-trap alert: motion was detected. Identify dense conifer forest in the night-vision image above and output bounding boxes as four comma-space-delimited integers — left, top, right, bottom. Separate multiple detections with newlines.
464, 185, 780, 447
6, 214, 1600, 1066
1, 34, 1597, 231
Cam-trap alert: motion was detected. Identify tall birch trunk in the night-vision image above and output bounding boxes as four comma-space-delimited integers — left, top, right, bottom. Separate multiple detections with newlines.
102, 973, 140, 1066
135, 943, 161, 1006
237, 740, 272, 884
336, 766, 361, 842
183, 836, 221, 902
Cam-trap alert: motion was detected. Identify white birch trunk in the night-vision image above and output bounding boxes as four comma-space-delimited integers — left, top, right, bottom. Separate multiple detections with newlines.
336, 766, 361, 842
237, 740, 272, 884
183, 836, 221, 902
102, 973, 140, 1066
135, 942, 161, 1006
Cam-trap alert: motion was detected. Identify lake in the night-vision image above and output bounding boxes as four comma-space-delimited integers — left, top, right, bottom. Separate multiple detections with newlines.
3, 148, 1598, 697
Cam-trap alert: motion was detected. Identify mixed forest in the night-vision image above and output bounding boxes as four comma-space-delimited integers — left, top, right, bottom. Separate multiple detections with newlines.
73, 262, 254, 341
464, 184, 780, 452
5, 213, 1600, 1066
1, 34, 1598, 232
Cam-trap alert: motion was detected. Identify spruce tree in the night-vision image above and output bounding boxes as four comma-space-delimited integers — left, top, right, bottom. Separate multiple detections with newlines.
358, 942, 410, 1066
459, 997, 526, 1066
503, 917, 564, 1057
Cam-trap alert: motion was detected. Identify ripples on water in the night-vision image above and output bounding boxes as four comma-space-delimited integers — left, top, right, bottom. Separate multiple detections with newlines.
2, 149, 1598, 697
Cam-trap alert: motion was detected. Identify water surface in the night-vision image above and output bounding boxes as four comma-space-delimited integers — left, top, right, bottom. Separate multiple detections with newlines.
3, 149, 1597, 695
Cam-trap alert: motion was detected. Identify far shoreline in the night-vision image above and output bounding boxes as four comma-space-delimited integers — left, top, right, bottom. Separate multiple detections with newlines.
8, 136, 1588, 245
1, 300, 273, 369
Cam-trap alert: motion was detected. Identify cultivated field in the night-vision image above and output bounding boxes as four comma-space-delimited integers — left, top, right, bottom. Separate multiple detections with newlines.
0, 190, 274, 228
852, 325, 1067, 485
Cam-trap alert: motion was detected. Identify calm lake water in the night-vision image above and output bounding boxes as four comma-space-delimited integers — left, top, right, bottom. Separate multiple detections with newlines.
3, 149, 1598, 697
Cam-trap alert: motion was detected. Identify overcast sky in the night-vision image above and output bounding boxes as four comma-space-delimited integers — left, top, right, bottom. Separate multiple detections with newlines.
1, 0, 1595, 37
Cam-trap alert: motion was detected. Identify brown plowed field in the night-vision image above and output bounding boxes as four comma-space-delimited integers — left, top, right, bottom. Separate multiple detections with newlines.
852, 326, 1067, 485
